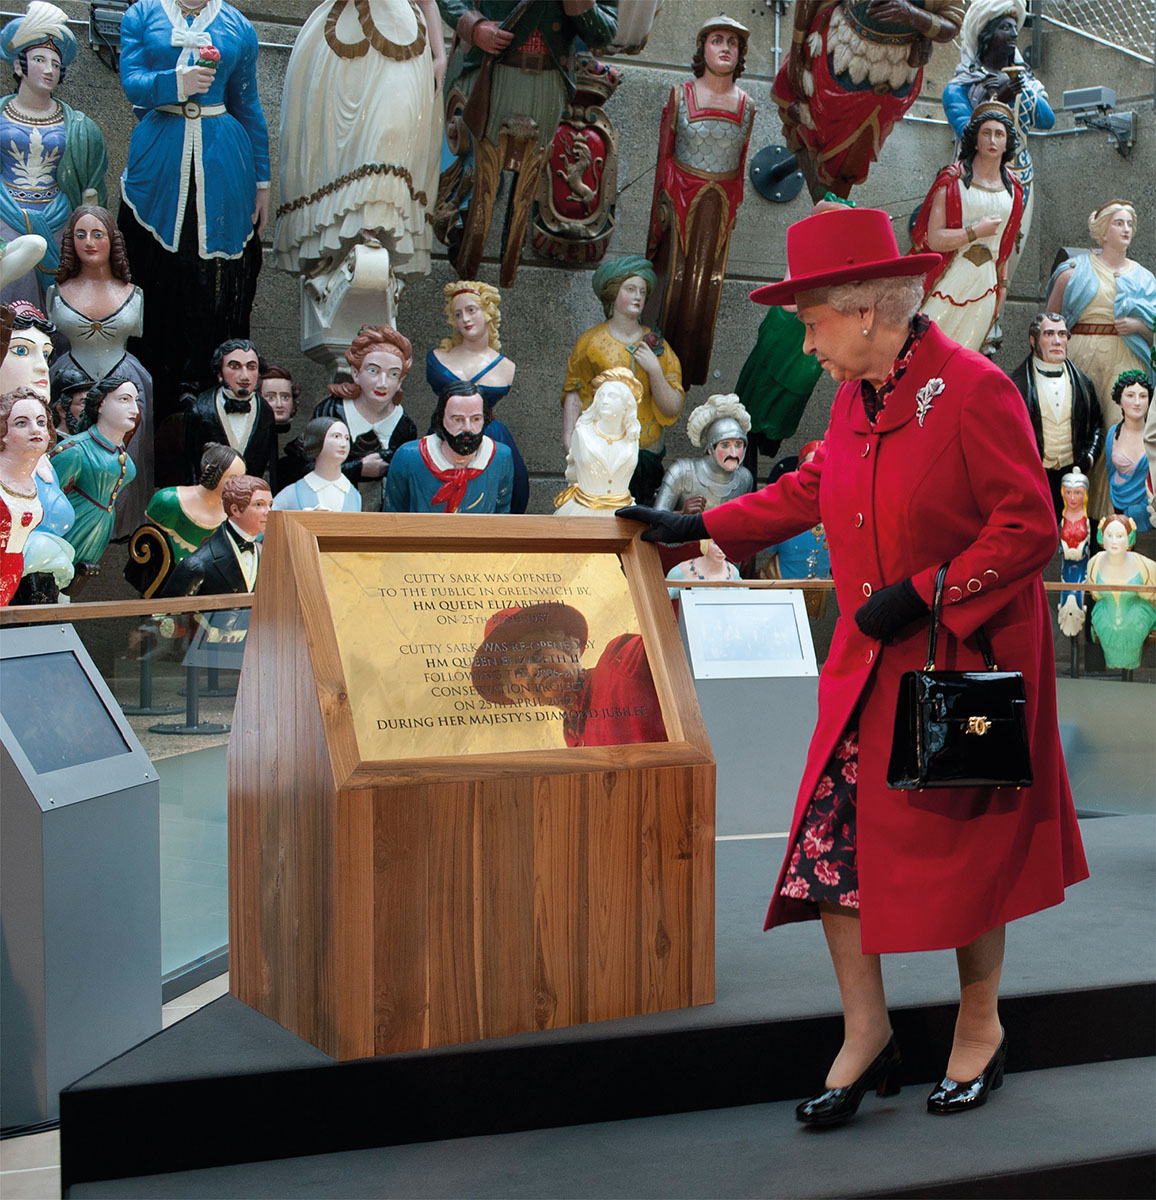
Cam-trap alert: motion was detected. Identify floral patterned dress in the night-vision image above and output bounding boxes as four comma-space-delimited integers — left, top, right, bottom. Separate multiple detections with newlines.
780, 729, 861, 908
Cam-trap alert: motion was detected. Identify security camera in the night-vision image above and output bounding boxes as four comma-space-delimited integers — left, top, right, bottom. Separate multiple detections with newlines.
1061, 86, 1116, 113
1061, 87, 1135, 158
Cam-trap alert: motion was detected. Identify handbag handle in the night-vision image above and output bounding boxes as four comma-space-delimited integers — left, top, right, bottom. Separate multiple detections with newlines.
925, 563, 998, 672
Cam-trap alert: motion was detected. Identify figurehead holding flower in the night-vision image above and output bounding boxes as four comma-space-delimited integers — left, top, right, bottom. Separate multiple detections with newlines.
561, 254, 684, 506
116, 0, 271, 457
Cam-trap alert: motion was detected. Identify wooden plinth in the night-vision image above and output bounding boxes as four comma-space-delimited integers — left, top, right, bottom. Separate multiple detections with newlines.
228, 513, 715, 1061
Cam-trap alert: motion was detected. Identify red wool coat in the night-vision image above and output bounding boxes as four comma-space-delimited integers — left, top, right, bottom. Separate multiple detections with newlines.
706, 322, 1089, 954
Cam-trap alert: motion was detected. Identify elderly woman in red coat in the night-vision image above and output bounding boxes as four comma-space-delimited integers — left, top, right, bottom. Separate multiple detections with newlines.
621, 206, 1087, 1126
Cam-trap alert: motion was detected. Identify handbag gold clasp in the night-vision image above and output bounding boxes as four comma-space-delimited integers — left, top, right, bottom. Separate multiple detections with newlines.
965, 716, 991, 736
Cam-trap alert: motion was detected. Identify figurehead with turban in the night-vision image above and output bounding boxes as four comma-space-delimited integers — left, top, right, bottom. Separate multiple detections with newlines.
591, 255, 657, 320
563, 252, 683, 504
958, 0, 1026, 67
0, 2, 107, 297
0, 2, 77, 71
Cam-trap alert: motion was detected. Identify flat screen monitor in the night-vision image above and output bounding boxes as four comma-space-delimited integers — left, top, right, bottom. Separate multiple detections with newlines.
1, 650, 132, 774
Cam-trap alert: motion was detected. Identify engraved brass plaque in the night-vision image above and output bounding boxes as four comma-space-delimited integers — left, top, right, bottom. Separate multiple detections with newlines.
320, 550, 667, 759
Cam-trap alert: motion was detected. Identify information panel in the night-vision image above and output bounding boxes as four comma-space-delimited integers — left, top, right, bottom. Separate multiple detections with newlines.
680, 588, 818, 679
320, 550, 668, 758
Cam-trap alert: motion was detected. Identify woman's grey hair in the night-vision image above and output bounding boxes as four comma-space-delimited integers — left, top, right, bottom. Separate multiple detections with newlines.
826, 277, 925, 326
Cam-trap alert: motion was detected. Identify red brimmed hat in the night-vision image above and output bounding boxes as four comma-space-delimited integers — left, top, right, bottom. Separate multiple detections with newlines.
750, 208, 942, 307
470, 603, 589, 706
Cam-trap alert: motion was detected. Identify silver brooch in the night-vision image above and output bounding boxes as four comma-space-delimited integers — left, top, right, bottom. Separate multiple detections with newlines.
915, 377, 945, 427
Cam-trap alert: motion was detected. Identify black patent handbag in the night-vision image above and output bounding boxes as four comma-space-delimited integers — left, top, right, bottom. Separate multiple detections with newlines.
886, 565, 1033, 790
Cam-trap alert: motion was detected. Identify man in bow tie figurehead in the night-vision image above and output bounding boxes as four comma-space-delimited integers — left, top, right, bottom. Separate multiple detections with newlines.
182, 338, 276, 489
1007, 312, 1102, 519
159, 472, 269, 596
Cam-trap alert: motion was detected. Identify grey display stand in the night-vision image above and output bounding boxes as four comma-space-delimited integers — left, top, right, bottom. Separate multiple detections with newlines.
677, 589, 819, 836
1, 624, 162, 1131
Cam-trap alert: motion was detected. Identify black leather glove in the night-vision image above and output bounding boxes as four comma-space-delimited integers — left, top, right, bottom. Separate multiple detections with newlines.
854, 577, 929, 643
615, 506, 709, 545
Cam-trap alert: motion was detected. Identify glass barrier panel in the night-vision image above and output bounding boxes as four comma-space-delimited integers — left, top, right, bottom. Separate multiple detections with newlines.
65, 610, 242, 987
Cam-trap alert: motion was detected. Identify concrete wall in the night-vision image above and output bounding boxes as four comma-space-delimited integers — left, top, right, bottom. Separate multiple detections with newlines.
51, 2, 1156, 516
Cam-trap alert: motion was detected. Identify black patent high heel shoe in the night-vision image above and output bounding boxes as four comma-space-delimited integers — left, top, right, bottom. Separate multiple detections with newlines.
927, 1032, 1007, 1115
796, 1034, 902, 1127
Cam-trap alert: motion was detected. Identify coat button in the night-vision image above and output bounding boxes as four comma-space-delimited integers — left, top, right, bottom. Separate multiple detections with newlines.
984, 568, 999, 582
861, 443, 870, 457
967, 578, 982, 593
865, 648, 874, 663
854, 512, 863, 527
947, 586, 963, 603
862, 582, 872, 597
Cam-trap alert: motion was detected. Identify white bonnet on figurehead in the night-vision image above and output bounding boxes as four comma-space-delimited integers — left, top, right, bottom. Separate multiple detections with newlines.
959, 0, 1026, 64
687, 393, 750, 450
0, 2, 77, 68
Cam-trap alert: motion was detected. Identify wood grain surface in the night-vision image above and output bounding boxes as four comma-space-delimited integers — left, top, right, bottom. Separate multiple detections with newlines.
228, 513, 716, 1060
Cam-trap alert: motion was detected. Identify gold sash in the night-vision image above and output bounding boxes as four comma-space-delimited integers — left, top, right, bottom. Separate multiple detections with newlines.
553, 484, 633, 511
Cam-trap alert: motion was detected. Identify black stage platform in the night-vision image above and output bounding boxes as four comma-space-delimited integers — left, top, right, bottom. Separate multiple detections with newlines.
62, 813, 1155, 1197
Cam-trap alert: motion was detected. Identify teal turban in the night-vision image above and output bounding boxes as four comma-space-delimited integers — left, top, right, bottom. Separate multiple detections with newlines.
591, 255, 657, 315
0, 2, 78, 68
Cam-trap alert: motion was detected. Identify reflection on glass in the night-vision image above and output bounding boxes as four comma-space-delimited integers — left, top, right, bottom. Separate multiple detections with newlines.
69, 614, 235, 983
469, 602, 666, 748
321, 550, 667, 756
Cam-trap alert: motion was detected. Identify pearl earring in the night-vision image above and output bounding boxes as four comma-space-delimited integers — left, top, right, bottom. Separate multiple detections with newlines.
862, 328, 869, 336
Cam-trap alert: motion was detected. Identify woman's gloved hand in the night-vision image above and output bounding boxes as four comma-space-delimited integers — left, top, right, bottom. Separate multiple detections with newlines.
854, 578, 929, 643
615, 506, 708, 545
